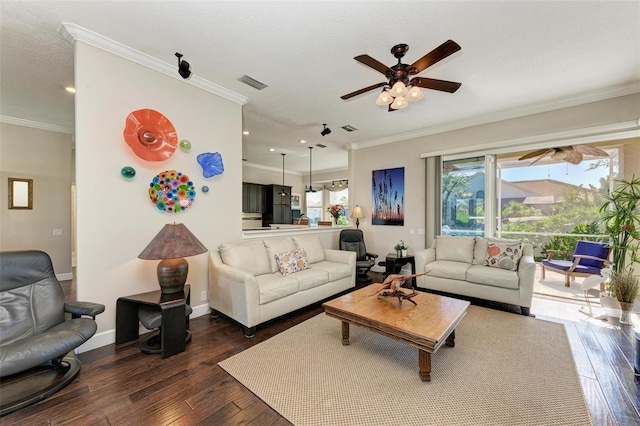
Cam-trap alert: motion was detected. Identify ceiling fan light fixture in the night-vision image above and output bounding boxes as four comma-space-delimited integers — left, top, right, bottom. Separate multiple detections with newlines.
406, 86, 424, 101
375, 90, 393, 105
390, 96, 408, 110
390, 81, 408, 97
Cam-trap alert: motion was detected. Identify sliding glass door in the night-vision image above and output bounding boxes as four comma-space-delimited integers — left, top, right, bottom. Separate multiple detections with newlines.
441, 156, 490, 237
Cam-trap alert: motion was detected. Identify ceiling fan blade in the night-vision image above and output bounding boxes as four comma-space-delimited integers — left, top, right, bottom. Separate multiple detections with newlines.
354, 54, 393, 75
528, 152, 551, 166
411, 77, 461, 93
410, 40, 461, 74
572, 145, 609, 157
564, 150, 583, 164
340, 82, 387, 100
518, 148, 551, 161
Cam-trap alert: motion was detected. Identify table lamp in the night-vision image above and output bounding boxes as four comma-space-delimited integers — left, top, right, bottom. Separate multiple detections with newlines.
349, 205, 365, 229
138, 223, 208, 294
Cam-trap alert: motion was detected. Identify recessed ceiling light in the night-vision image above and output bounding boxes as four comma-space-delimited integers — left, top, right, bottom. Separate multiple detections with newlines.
243, 130, 250, 135
299, 140, 307, 144
65, 86, 76, 93
269, 148, 275, 152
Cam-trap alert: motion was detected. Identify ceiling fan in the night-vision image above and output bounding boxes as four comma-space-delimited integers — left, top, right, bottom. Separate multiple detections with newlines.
340, 40, 462, 111
518, 145, 609, 165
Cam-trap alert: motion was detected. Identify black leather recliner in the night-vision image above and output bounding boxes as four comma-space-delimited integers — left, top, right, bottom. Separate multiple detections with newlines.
339, 229, 378, 283
0, 250, 105, 416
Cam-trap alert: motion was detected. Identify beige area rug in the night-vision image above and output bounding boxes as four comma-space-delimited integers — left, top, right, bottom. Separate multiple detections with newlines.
219, 306, 591, 426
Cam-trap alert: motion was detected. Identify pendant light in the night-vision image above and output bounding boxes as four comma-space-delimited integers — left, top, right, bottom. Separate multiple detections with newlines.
305, 146, 316, 193
280, 153, 288, 196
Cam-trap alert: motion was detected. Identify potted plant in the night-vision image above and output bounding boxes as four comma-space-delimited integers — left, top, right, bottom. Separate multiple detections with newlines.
599, 175, 640, 323
394, 240, 408, 257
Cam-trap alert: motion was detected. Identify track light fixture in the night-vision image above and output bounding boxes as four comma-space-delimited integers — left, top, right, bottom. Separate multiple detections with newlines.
320, 124, 331, 136
175, 52, 191, 80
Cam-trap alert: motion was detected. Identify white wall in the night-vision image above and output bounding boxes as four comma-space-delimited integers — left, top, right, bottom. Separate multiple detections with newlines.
74, 41, 243, 350
352, 94, 640, 264
0, 123, 73, 276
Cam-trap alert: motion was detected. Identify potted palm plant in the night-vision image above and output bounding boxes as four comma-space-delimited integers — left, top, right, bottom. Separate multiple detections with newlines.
599, 175, 640, 324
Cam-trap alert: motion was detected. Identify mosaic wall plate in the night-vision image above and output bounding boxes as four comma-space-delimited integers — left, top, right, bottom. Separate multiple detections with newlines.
148, 170, 196, 213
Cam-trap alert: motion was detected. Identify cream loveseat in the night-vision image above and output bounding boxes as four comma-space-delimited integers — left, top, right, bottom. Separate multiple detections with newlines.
209, 235, 356, 336
414, 236, 536, 315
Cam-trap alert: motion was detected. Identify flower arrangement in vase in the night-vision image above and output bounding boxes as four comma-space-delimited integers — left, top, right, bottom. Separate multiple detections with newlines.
327, 204, 345, 225
394, 240, 408, 257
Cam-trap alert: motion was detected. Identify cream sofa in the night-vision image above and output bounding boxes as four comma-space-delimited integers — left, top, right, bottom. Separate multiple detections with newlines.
414, 236, 536, 315
209, 235, 356, 336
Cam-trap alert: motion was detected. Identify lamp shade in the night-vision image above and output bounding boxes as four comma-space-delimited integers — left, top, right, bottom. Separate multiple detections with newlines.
139, 223, 207, 260
349, 205, 365, 219
139, 223, 208, 294
406, 86, 424, 101
390, 96, 408, 110
390, 81, 408, 97
349, 205, 365, 229
375, 90, 393, 106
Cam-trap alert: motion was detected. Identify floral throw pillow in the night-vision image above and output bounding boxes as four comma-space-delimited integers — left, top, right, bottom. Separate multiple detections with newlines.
275, 249, 310, 276
484, 242, 523, 271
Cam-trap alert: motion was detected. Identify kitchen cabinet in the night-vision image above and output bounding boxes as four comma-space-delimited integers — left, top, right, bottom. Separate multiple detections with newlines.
263, 184, 292, 226
242, 182, 265, 213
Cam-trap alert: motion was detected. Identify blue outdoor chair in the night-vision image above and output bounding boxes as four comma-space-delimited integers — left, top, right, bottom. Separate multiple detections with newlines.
541, 240, 611, 287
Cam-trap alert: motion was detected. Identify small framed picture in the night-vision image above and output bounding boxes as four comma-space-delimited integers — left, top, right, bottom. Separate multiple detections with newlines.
291, 193, 301, 210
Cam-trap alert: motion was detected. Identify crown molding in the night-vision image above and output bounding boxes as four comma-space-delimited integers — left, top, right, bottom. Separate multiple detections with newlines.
353, 82, 640, 150
0, 115, 74, 134
59, 23, 248, 106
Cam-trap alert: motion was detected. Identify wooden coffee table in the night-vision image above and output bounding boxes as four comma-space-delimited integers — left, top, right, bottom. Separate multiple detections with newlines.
323, 284, 469, 381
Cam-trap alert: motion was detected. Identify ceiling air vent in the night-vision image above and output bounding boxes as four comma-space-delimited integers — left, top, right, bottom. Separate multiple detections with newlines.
237, 75, 268, 90
315, 143, 327, 148
341, 125, 358, 132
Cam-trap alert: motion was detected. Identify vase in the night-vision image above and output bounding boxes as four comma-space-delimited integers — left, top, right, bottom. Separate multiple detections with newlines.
599, 292, 621, 318
619, 301, 635, 325
333, 216, 339, 225
401, 249, 408, 257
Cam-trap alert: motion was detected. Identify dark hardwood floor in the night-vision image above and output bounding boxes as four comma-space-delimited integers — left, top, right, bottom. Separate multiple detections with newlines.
2, 272, 639, 425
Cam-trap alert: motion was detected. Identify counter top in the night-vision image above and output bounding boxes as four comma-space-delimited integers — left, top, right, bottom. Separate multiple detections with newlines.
243, 225, 353, 239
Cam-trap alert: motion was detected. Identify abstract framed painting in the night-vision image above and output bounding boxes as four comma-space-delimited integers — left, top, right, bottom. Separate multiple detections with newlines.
372, 167, 404, 226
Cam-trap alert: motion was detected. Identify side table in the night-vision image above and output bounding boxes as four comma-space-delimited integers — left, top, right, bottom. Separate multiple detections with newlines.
383, 253, 417, 288
116, 285, 190, 359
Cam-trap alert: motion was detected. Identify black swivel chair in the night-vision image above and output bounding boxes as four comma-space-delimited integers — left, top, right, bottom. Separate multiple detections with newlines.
0, 250, 105, 416
339, 229, 378, 283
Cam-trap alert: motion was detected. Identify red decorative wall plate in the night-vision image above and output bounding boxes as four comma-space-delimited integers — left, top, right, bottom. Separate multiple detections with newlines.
123, 109, 178, 161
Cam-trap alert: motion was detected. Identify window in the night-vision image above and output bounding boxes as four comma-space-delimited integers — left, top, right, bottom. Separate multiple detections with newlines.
305, 191, 323, 225
329, 188, 349, 225
441, 157, 486, 237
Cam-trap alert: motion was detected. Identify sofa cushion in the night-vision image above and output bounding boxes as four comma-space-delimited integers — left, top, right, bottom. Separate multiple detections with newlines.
289, 268, 329, 291
293, 236, 326, 264
274, 249, 310, 276
264, 238, 297, 273
426, 260, 471, 281
219, 241, 271, 276
435, 236, 475, 263
310, 261, 353, 282
474, 237, 523, 265
256, 273, 299, 304
466, 264, 520, 289
484, 242, 523, 271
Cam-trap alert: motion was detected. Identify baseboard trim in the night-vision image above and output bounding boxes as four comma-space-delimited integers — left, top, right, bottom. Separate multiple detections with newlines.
56, 272, 74, 281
